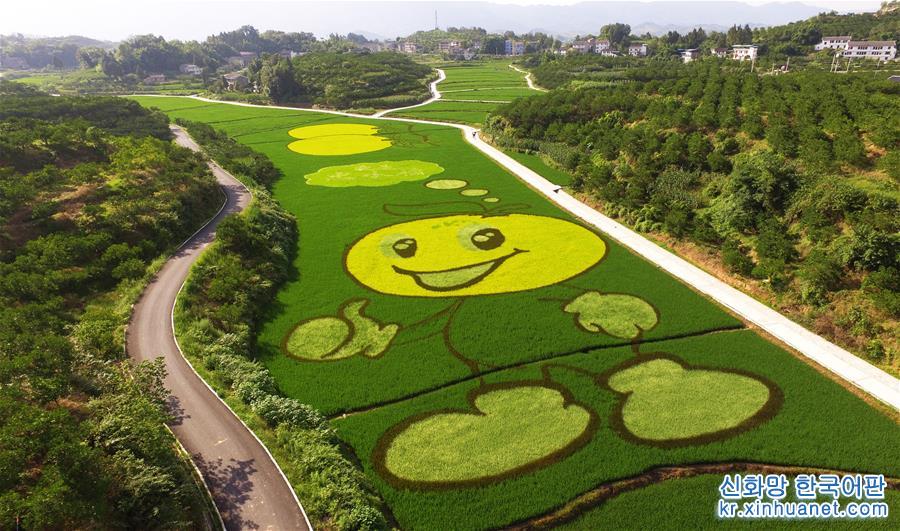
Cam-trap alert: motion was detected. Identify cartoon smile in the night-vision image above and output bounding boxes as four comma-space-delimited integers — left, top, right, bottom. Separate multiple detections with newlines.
346, 214, 606, 297
392, 249, 527, 291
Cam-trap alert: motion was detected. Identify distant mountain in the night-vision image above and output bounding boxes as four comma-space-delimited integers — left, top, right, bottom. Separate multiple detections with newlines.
1, 1, 871, 42
292, 1, 827, 39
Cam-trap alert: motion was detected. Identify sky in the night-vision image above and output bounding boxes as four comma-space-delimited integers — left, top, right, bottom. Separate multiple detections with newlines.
1, 0, 885, 41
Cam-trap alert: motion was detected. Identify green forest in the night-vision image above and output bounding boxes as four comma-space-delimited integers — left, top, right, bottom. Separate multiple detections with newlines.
242, 51, 434, 109
487, 63, 899, 371
0, 82, 221, 527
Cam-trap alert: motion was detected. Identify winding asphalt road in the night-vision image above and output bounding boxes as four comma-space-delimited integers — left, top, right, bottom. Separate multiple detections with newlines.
127, 125, 311, 530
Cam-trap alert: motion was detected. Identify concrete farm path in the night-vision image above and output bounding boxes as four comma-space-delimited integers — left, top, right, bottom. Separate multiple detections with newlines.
509, 64, 547, 91
149, 94, 899, 412
371, 68, 445, 117
127, 125, 312, 530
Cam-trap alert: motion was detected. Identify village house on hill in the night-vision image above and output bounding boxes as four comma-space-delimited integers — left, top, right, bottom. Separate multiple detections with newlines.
223, 72, 249, 91
815, 36, 852, 51
680, 48, 700, 63
504, 39, 525, 56
843, 41, 897, 61
179, 64, 202, 76
732, 44, 758, 61
628, 43, 648, 57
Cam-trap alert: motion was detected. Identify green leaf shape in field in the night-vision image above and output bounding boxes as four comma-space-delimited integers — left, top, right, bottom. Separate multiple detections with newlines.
304, 160, 444, 187
425, 179, 468, 189
287, 124, 391, 156
607, 358, 773, 442
380, 384, 594, 486
564, 291, 658, 338
285, 299, 398, 361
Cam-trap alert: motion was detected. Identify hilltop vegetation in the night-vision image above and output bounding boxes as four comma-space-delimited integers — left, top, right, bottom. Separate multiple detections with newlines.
487, 64, 899, 370
0, 82, 220, 527
244, 51, 433, 108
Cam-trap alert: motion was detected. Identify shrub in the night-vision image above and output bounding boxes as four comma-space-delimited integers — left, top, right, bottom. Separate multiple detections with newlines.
251, 395, 329, 431
796, 250, 843, 305
722, 238, 754, 276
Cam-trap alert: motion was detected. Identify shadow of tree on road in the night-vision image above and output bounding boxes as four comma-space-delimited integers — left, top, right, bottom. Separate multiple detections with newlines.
166, 395, 188, 426
192, 453, 260, 530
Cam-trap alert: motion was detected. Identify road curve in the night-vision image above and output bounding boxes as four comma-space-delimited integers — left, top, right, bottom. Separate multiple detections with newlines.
373, 68, 445, 117
127, 125, 311, 530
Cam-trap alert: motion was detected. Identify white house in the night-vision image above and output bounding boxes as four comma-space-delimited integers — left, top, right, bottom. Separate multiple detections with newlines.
504, 39, 525, 56
815, 36, 852, 51
439, 40, 463, 54
843, 41, 896, 61
400, 41, 420, 54
732, 44, 758, 61
681, 49, 700, 63
593, 39, 611, 53
600, 50, 620, 57
711, 47, 728, 58
628, 43, 648, 57
570, 39, 594, 54
179, 63, 202, 75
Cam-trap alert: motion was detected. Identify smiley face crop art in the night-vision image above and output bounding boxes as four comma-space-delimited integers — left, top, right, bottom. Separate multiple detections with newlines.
345, 214, 607, 297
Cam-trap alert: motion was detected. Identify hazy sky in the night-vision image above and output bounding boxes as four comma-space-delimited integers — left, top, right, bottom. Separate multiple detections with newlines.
2, 0, 885, 41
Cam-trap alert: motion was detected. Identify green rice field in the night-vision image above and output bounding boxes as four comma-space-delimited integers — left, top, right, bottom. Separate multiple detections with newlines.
132, 95, 900, 530
388, 59, 538, 124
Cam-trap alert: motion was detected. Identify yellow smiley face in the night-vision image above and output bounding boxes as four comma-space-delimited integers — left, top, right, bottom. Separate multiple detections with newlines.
345, 214, 606, 297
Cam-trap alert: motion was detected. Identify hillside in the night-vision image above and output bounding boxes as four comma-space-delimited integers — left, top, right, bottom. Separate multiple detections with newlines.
487, 63, 899, 372
0, 82, 220, 527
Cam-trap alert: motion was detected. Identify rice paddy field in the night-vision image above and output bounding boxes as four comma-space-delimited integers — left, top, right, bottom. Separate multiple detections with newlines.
132, 95, 900, 530
387, 59, 537, 125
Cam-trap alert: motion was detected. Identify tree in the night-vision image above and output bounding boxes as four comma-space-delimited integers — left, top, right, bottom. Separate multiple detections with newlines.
258, 57, 301, 102
600, 23, 632, 46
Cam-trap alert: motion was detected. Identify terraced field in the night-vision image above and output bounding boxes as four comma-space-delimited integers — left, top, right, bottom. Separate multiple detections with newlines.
133, 96, 899, 530
387, 59, 536, 124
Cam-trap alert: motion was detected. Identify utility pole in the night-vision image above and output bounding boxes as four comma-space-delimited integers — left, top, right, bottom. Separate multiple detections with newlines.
434, 10, 438, 31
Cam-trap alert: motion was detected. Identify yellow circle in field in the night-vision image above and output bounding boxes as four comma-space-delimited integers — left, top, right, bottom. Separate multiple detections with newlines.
345, 214, 606, 297
287, 124, 391, 155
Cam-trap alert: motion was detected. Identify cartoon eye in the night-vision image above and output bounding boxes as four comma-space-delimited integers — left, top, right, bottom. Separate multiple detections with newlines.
470, 228, 504, 251
392, 238, 417, 258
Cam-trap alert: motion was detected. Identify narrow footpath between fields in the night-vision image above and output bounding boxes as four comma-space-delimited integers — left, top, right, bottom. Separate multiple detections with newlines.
510, 63, 548, 91
127, 125, 312, 530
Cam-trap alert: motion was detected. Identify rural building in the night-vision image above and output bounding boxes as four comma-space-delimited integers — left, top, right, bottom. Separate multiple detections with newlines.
600, 50, 620, 57
226, 52, 257, 67
681, 48, 700, 63
593, 39, 611, 53
711, 47, 728, 58
179, 63, 202, 75
439, 40, 463, 54
815, 35, 852, 51
504, 39, 525, 56
400, 41, 420, 54
223, 72, 249, 91
142, 74, 166, 85
732, 44, 758, 61
569, 39, 594, 53
628, 43, 648, 56
843, 41, 897, 61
